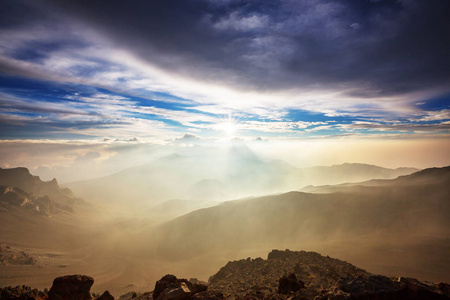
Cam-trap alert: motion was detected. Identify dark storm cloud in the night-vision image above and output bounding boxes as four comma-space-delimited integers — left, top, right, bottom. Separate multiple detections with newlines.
31, 0, 450, 98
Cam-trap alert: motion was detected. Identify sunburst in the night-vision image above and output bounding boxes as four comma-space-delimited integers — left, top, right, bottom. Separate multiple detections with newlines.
216, 116, 238, 137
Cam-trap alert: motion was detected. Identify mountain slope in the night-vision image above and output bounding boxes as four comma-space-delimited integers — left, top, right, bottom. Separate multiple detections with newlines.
302, 166, 450, 194
294, 163, 418, 187
146, 166, 450, 281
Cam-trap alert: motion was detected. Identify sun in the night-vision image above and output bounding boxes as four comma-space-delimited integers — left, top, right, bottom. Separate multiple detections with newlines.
216, 117, 238, 136
221, 122, 236, 136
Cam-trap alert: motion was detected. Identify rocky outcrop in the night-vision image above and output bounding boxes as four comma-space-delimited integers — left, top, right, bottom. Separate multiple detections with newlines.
0, 186, 71, 216
277, 274, 304, 294
0, 167, 89, 215
190, 291, 223, 299
209, 249, 450, 299
0, 285, 46, 300
153, 275, 207, 300
316, 275, 450, 300
209, 249, 368, 298
1, 250, 449, 300
48, 275, 94, 300
337, 275, 406, 299
0, 168, 59, 198
0, 242, 35, 266
97, 290, 114, 300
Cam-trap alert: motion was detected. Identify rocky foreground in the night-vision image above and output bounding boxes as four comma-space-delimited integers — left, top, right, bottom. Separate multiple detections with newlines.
1, 249, 449, 300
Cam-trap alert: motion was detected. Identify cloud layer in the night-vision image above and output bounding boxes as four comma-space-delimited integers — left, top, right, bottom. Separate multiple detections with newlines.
0, 0, 449, 140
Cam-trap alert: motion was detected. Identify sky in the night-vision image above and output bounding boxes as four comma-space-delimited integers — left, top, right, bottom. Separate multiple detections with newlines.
0, 0, 449, 177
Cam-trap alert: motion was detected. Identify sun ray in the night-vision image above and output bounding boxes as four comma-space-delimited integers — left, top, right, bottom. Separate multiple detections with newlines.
216, 116, 238, 137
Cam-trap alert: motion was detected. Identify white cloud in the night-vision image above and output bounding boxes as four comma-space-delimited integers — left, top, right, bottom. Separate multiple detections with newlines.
237, 121, 327, 133
213, 12, 269, 31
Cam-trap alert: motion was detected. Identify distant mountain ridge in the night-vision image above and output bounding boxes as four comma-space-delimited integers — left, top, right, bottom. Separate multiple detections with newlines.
65, 146, 419, 209
298, 162, 418, 184
302, 165, 450, 193
0, 167, 87, 215
0, 167, 59, 198
0, 186, 73, 215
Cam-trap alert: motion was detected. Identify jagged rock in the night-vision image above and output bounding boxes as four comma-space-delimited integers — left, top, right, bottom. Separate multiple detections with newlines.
153, 275, 207, 300
438, 282, 450, 296
0, 242, 36, 266
337, 275, 450, 299
188, 279, 207, 286
209, 249, 368, 298
0, 168, 58, 197
0, 167, 89, 215
190, 291, 223, 299
0, 285, 46, 300
97, 290, 114, 300
278, 274, 305, 294
153, 275, 179, 300
157, 282, 191, 300
398, 277, 450, 299
339, 275, 405, 296
48, 274, 94, 300
0, 186, 70, 216
2, 250, 450, 300
118, 291, 153, 300
268, 249, 298, 261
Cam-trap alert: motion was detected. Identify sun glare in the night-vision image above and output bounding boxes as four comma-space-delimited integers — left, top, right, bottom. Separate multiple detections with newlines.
222, 122, 236, 136
217, 117, 238, 136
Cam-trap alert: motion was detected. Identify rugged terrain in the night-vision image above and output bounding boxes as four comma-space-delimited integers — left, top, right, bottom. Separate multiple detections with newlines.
0, 242, 35, 266
0, 165, 448, 295
0, 167, 88, 215
1, 250, 449, 300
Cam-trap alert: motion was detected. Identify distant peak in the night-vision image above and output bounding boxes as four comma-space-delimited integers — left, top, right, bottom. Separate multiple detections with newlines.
227, 144, 260, 161
339, 163, 375, 167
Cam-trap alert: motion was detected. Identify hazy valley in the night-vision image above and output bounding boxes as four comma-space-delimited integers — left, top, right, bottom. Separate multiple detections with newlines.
0, 149, 449, 298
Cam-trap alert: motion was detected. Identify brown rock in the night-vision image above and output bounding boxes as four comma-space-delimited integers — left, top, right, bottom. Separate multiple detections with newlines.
156, 282, 191, 300
153, 275, 207, 300
97, 290, 114, 300
278, 274, 305, 294
0, 285, 44, 300
48, 274, 94, 300
190, 291, 224, 299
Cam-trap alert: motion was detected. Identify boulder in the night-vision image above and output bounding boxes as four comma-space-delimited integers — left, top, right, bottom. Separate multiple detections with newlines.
157, 282, 191, 300
278, 273, 305, 294
153, 275, 207, 300
153, 275, 179, 300
97, 290, 114, 300
339, 275, 406, 298
48, 274, 94, 300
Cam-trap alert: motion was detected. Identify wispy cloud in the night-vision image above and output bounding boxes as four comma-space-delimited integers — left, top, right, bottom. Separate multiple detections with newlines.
0, 0, 449, 141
